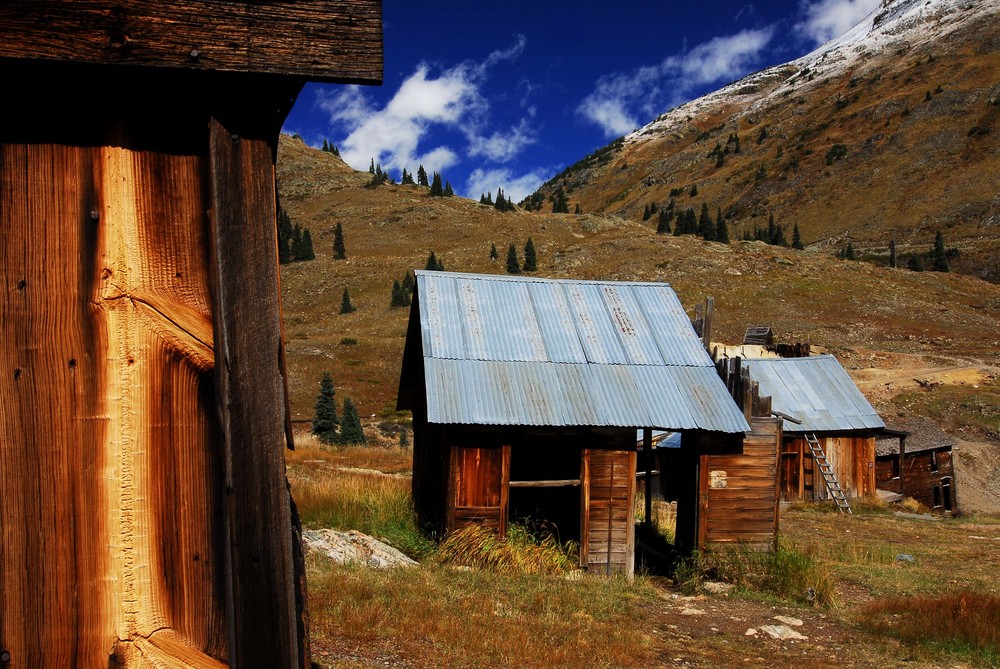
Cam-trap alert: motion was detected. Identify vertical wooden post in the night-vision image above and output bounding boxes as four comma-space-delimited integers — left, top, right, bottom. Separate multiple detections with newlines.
643, 428, 653, 529
208, 117, 302, 669
899, 434, 907, 498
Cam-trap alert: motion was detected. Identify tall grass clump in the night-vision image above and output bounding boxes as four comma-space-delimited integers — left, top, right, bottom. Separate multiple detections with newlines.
674, 540, 833, 606
857, 593, 1000, 665
438, 523, 578, 575
292, 471, 434, 559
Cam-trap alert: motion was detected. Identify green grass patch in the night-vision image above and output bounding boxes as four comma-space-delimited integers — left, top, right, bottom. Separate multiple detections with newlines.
673, 540, 834, 606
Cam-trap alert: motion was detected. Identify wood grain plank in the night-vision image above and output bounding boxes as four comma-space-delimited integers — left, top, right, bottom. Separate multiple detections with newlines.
208, 118, 302, 669
0, 0, 383, 84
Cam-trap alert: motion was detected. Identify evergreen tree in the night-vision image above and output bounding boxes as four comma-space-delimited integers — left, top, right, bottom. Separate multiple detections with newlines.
276, 206, 294, 264
333, 222, 347, 259
767, 214, 777, 244
401, 271, 414, 304
574, 204, 582, 214
656, 208, 672, 234
311, 372, 339, 444
322, 138, 329, 152
690, 184, 698, 197
715, 207, 730, 244
480, 193, 489, 205
369, 158, 375, 174
290, 223, 304, 260
398, 428, 410, 449
907, 253, 924, 271
401, 168, 414, 185
444, 181, 454, 197
773, 225, 788, 247
391, 279, 404, 308
889, 239, 897, 268
792, 224, 805, 250
551, 187, 570, 213
495, 188, 507, 211
490, 243, 499, 262
340, 287, 356, 314
300, 228, 316, 260
417, 165, 429, 187
523, 238, 537, 272
429, 172, 444, 197
506, 243, 521, 274
699, 203, 715, 241
931, 231, 949, 272
425, 251, 445, 272
339, 397, 365, 445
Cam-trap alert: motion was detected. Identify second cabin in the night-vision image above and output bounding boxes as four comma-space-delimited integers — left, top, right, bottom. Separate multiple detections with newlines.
397, 271, 749, 577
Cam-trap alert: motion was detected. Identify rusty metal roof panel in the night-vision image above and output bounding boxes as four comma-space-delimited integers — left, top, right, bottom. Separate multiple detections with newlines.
413, 270, 749, 432
743, 355, 884, 433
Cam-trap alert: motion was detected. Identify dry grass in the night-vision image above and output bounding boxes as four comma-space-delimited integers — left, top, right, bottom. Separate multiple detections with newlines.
307, 556, 658, 669
856, 593, 1000, 665
437, 523, 578, 576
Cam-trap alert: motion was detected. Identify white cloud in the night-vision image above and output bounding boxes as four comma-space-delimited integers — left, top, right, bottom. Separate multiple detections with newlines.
467, 116, 536, 163
577, 28, 775, 137
318, 36, 532, 178
466, 167, 548, 204
795, 0, 880, 46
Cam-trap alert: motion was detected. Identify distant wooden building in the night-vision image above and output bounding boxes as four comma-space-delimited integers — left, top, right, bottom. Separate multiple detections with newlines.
742, 356, 884, 504
0, 3, 382, 667
397, 271, 749, 576
876, 418, 958, 513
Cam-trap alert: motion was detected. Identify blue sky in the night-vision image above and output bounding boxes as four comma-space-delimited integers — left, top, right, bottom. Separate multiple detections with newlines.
282, 0, 880, 203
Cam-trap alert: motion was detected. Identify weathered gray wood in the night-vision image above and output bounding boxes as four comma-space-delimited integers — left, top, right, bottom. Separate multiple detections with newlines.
508, 479, 581, 488
0, 0, 383, 84
208, 117, 303, 669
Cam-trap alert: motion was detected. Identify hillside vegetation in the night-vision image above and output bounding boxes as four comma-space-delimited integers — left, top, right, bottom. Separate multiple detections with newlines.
526, 0, 1000, 282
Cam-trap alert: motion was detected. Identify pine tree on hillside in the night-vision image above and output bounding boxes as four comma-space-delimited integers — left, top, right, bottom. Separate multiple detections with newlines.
792, 224, 805, 250
931, 231, 949, 272
429, 172, 443, 197
339, 397, 365, 445
773, 225, 788, 247
506, 244, 521, 274
656, 208, 672, 234
444, 181, 454, 197
417, 165, 429, 187
767, 214, 777, 244
312, 372, 339, 444
490, 243, 499, 261
715, 207, 729, 244
277, 206, 294, 264
401, 168, 414, 185
699, 203, 715, 241
369, 158, 375, 174
425, 251, 445, 272
575, 204, 582, 214
299, 228, 316, 260
333, 222, 347, 259
552, 187, 570, 213
908, 253, 924, 271
401, 271, 414, 303
322, 139, 329, 152
340, 287, 356, 314
889, 239, 897, 268
390, 280, 405, 308
523, 238, 537, 272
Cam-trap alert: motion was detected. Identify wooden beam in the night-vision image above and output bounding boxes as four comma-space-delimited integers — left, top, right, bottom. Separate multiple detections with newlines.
208, 117, 304, 669
509, 479, 581, 488
0, 0, 383, 84
643, 428, 652, 529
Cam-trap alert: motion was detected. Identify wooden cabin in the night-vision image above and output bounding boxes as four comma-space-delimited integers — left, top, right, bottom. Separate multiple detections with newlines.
397, 271, 750, 576
662, 353, 783, 551
0, 3, 382, 667
740, 355, 884, 503
876, 418, 958, 513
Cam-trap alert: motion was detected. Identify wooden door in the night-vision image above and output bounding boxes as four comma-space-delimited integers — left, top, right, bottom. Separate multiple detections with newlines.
448, 444, 510, 534
581, 449, 635, 577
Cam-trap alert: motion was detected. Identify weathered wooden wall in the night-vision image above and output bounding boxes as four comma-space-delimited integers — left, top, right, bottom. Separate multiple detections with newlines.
447, 444, 510, 533
876, 449, 956, 512
699, 418, 781, 549
781, 435, 875, 502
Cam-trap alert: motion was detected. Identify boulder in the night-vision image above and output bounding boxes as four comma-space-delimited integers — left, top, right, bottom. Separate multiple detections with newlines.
304, 529, 418, 569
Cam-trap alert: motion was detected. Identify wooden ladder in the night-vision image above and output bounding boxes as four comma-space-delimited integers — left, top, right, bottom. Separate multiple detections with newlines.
805, 433, 852, 514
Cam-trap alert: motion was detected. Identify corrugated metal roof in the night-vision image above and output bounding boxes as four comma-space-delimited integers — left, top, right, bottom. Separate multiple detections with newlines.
742, 355, 884, 433
412, 271, 749, 432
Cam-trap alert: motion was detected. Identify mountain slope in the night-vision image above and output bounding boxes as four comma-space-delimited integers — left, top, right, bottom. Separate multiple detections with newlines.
527, 0, 1000, 281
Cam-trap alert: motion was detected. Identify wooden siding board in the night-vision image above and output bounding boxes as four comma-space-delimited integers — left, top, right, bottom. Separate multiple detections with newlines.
208, 119, 303, 668
0, 0, 383, 84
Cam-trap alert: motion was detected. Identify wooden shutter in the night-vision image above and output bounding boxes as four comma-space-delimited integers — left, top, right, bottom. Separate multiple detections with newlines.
581, 449, 635, 576
447, 444, 510, 534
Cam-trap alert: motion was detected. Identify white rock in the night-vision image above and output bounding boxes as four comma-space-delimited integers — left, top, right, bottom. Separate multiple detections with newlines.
760, 625, 808, 640
745, 628, 758, 636
303, 529, 418, 569
704, 581, 735, 595
773, 615, 804, 626
681, 608, 706, 616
